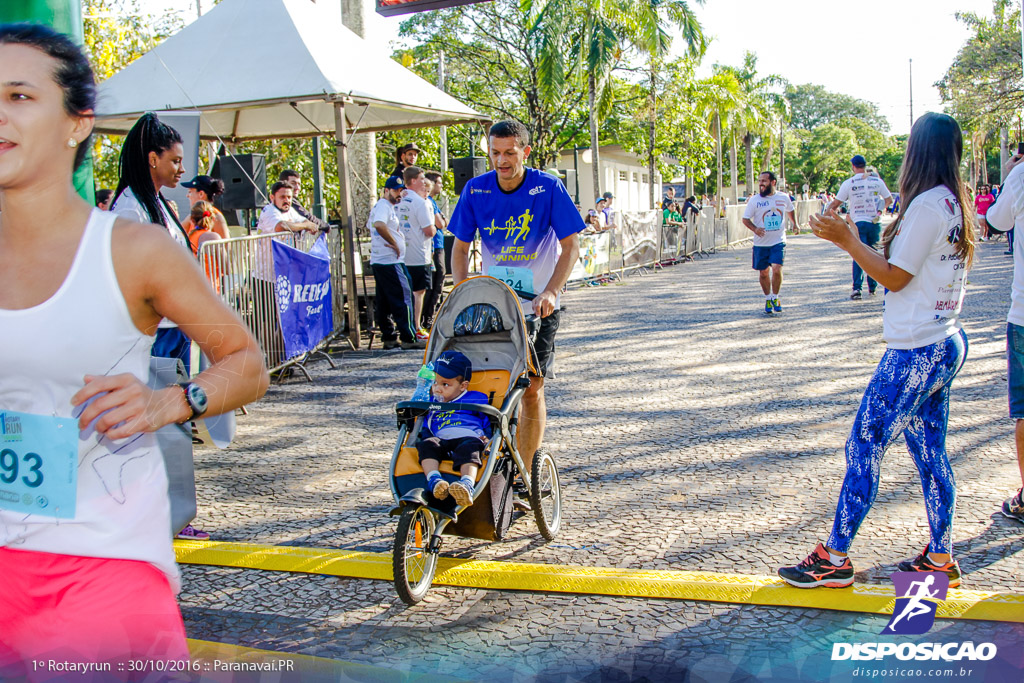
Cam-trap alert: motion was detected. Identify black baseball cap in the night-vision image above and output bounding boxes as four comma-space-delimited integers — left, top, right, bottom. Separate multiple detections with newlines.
181, 174, 217, 196
434, 350, 472, 381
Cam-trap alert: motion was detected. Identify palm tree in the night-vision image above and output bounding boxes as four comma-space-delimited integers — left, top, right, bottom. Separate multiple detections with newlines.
715, 53, 787, 198
639, 1, 706, 205
528, 0, 705, 199
694, 71, 742, 212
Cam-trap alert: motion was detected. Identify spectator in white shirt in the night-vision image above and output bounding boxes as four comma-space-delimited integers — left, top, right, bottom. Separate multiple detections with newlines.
397, 166, 436, 340
257, 182, 318, 235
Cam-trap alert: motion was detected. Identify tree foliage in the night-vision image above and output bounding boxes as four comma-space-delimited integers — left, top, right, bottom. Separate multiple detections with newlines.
397, 0, 590, 168
83, 0, 182, 192
937, 0, 1022, 128
781, 84, 895, 192
785, 83, 889, 133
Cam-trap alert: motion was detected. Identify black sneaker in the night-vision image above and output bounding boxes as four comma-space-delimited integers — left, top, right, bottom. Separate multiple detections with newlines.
868, 288, 877, 296
400, 340, 427, 350
897, 546, 961, 588
850, 290, 862, 300
778, 543, 855, 588
1002, 488, 1024, 524
382, 339, 401, 350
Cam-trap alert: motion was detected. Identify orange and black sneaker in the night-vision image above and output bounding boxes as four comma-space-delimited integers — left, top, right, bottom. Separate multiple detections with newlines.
778, 542, 855, 588
897, 547, 962, 588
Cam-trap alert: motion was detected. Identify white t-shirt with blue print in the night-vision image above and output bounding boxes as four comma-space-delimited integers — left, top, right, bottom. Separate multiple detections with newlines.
743, 192, 794, 248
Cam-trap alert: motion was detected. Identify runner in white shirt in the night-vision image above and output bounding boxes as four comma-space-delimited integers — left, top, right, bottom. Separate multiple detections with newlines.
395, 166, 436, 339
829, 155, 894, 299
983, 151, 1024, 525
780, 113, 974, 589
742, 171, 797, 315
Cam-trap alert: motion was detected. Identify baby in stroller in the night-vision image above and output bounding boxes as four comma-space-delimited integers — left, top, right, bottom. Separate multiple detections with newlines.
417, 351, 491, 507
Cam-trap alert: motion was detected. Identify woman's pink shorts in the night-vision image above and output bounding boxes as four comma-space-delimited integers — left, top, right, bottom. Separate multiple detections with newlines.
0, 547, 188, 678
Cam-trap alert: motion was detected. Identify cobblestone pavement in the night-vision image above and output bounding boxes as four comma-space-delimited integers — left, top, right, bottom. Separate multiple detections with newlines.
180, 233, 1024, 681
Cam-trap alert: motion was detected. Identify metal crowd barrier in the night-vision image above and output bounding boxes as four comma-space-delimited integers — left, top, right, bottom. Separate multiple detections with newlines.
566, 200, 823, 286
198, 230, 351, 375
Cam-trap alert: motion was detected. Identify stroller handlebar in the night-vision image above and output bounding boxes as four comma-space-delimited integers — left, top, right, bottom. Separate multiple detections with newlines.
395, 400, 505, 425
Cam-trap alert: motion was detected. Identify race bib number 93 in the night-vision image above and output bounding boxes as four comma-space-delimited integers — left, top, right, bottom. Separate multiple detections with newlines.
0, 411, 78, 518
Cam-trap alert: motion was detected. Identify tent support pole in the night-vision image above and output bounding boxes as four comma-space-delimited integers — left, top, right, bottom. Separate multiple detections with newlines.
334, 101, 361, 349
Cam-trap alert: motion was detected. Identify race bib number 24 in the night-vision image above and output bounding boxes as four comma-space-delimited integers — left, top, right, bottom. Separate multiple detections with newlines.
488, 266, 535, 297
0, 411, 78, 519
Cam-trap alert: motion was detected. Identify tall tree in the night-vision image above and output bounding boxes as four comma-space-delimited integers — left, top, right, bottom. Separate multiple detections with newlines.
937, 0, 1022, 129
785, 83, 890, 133
716, 52, 787, 196
528, 0, 705, 196
695, 71, 742, 209
399, 0, 589, 168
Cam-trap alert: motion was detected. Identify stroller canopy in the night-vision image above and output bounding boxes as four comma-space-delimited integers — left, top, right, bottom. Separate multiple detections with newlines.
426, 277, 535, 385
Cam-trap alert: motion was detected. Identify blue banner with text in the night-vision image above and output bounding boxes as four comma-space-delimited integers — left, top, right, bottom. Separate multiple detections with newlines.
271, 236, 334, 360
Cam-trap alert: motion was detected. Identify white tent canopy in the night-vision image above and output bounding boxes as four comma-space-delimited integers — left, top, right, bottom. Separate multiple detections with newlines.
94, 0, 486, 139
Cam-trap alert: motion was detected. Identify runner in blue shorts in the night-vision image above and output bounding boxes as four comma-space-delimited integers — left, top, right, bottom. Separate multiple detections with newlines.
743, 171, 797, 315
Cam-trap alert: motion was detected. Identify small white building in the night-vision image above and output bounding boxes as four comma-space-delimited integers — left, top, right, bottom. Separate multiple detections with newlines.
554, 145, 664, 212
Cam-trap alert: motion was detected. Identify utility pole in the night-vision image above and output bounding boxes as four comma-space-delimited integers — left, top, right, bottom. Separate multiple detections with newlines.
438, 49, 449, 212
196, 0, 202, 17
909, 58, 913, 130
779, 117, 785, 189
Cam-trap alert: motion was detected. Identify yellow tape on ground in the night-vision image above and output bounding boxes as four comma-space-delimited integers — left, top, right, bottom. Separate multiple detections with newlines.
175, 540, 1024, 623
186, 639, 463, 682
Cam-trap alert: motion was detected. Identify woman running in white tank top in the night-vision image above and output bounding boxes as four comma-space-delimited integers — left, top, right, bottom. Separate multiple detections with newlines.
0, 25, 268, 676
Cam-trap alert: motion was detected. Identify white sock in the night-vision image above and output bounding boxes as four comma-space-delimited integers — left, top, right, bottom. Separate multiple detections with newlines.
766, 293, 773, 301
828, 550, 847, 566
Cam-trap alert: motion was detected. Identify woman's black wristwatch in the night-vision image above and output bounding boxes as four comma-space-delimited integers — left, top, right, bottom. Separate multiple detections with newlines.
176, 382, 209, 423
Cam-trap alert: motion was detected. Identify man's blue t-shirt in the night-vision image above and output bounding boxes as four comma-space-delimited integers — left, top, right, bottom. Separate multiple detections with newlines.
429, 196, 444, 249
448, 168, 585, 313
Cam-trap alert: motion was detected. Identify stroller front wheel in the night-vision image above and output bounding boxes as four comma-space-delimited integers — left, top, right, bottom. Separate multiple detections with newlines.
530, 448, 562, 540
393, 505, 439, 605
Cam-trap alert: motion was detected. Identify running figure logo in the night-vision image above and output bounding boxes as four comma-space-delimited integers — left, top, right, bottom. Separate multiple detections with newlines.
883, 572, 950, 635
483, 210, 533, 245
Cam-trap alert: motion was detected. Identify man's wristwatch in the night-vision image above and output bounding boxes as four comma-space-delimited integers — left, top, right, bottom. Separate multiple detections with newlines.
176, 382, 209, 423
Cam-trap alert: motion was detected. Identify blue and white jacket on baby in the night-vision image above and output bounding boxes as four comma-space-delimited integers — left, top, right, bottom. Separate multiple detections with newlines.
425, 390, 491, 440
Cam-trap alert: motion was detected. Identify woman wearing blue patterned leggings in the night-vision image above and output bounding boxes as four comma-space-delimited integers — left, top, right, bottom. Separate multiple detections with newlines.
779, 113, 975, 589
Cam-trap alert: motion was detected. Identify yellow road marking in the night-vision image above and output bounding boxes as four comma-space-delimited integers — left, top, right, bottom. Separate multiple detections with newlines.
175, 540, 1024, 623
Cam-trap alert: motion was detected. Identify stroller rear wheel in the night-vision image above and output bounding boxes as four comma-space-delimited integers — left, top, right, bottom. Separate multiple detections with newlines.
530, 448, 562, 540
393, 505, 438, 604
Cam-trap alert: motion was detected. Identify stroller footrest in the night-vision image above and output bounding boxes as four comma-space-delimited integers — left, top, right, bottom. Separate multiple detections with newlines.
398, 489, 458, 522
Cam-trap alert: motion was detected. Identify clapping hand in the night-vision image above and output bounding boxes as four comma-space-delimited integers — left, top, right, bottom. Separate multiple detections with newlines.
810, 210, 858, 249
